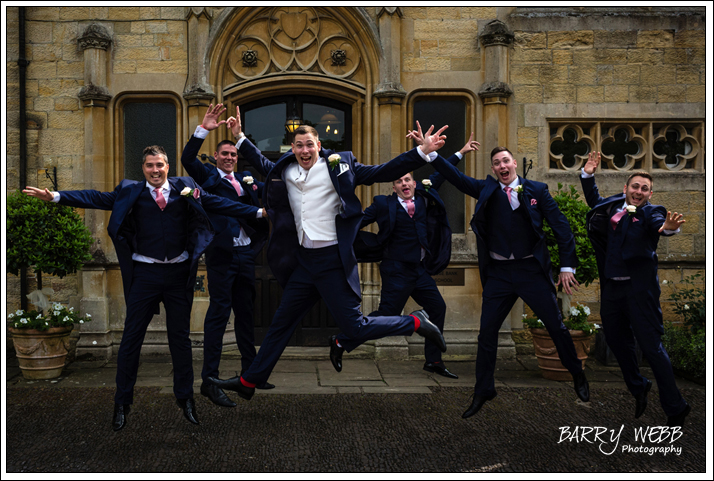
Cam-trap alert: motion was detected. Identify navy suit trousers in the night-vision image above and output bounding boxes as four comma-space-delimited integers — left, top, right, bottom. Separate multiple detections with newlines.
115, 261, 194, 404
241, 245, 415, 385
358, 259, 446, 362
202, 245, 256, 379
476, 258, 582, 397
600, 279, 686, 417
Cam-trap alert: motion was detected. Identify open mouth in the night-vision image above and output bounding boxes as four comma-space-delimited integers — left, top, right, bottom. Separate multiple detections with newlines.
499, 171, 510, 181
402, 188, 411, 197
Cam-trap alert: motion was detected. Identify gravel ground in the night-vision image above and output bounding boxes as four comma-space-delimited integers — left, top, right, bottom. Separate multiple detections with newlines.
5, 385, 705, 473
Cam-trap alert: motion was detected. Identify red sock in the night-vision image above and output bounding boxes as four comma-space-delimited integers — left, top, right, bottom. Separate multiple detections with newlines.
411, 315, 420, 332
240, 377, 256, 388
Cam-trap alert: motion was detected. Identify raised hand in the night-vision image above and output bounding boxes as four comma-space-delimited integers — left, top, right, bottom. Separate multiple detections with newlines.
583, 151, 600, 175
406, 128, 424, 146
659, 211, 685, 232
555, 271, 580, 296
22, 186, 54, 202
226, 105, 243, 139
459, 132, 481, 156
202, 103, 228, 131
419, 122, 448, 155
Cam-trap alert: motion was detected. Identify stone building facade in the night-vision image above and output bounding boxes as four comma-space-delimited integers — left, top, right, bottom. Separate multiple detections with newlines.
5, 7, 706, 361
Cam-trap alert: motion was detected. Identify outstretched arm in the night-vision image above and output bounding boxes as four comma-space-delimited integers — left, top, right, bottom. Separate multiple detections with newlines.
199, 187, 264, 219
580, 151, 604, 208
24, 185, 118, 210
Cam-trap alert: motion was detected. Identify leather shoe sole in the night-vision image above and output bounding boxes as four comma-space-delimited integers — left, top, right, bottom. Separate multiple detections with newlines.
329, 335, 344, 372
411, 310, 446, 352
423, 362, 458, 379
462, 392, 496, 419
207, 376, 255, 401
200, 382, 237, 407
634, 379, 652, 419
573, 371, 590, 402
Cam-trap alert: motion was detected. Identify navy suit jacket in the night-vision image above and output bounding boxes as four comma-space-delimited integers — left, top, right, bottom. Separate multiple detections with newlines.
180, 135, 269, 272
359, 153, 462, 275
581, 175, 671, 300
57, 177, 259, 305
238, 138, 426, 297
431, 155, 577, 290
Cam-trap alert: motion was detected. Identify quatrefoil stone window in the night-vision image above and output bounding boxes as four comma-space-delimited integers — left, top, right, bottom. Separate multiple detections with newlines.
602, 129, 641, 169
550, 128, 589, 169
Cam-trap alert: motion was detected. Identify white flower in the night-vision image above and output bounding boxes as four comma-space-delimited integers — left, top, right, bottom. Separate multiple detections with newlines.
684, 304, 690, 310
45, 322, 48, 326
626, 205, 637, 214
570, 307, 579, 316
522, 314, 527, 319
180, 187, 192, 196
242, 176, 254, 185
15, 323, 19, 327
92, 341, 97, 345
514, 185, 524, 194
328, 154, 341, 162
537, 319, 544, 326
63, 316, 69, 322
86, 313, 92, 318
16, 310, 23, 315
583, 306, 591, 316
8, 313, 14, 319
79, 320, 84, 324
21, 319, 28, 324
54, 311, 60, 316
662, 279, 668, 285
594, 324, 602, 330
422, 179, 432, 187
69, 307, 74, 312
36, 314, 43, 319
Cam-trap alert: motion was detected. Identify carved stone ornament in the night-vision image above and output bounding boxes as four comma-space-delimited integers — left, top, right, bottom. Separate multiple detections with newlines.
78, 24, 112, 51
478, 81, 513, 99
376, 7, 403, 18
479, 20, 515, 47
78, 83, 112, 102
330, 49, 347, 66
242, 49, 259, 67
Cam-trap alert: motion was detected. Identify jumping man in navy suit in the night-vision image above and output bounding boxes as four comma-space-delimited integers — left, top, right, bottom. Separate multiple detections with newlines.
207, 108, 449, 400
181, 104, 274, 408
24, 145, 265, 430
355, 129, 481, 379
580, 152, 690, 427
428, 146, 590, 418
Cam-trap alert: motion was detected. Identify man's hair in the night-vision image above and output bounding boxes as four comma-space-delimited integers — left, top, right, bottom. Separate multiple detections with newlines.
215, 140, 237, 152
393, 172, 414, 185
142, 145, 168, 164
490, 146, 513, 162
626, 171, 653, 187
294, 125, 319, 140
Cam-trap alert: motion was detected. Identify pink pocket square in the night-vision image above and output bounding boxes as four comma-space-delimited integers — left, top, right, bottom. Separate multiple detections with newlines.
252, 185, 258, 191
193, 189, 200, 199
632, 217, 639, 222
530, 199, 537, 206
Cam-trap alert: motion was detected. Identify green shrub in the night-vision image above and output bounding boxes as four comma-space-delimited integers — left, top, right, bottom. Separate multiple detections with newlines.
543, 183, 598, 288
662, 322, 706, 379
6, 190, 93, 278
664, 272, 705, 334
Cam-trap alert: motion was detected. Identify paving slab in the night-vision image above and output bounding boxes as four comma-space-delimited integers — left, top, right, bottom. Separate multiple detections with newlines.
495, 359, 527, 371
137, 362, 173, 377
382, 373, 438, 387
336, 387, 361, 394
583, 370, 625, 382
317, 359, 381, 383
363, 386, 433, 394
272, 359, 319, 373
376, 360, 425, 374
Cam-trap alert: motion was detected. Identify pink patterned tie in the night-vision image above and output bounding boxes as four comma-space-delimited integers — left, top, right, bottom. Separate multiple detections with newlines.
504, 186, 516, 210
225, 174, 243, 196
154, 188, 167, 210
611, 209, 627, 230
405, 198, 415, 218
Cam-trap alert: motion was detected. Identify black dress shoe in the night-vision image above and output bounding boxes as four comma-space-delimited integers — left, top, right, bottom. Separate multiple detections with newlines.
207, 375, 255, 401
573, 371, 590, 402
667, 402, 691, 427
634, 379, 652, 419
256, 381, 276, 390
424, 361, 459, 379
329, 335, 344, 372
112, 403, 131, 431
411, 310, 446, 352
177, 398, 200, 425
200, 381, 237, 407
462, 392, 496, 419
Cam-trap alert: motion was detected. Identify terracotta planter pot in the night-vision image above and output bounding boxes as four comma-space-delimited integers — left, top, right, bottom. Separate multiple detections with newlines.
530, 328, 592, 381
9, 326, 73, 379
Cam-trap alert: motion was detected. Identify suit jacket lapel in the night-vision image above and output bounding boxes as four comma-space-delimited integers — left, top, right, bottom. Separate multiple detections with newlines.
326, 153, 342, 198
109, 181, 145, 238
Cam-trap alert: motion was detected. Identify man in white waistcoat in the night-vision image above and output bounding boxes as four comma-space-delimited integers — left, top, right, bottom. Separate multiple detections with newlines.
208, 109, 448, 400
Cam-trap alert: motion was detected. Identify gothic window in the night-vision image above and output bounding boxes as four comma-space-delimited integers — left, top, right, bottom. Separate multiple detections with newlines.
123, 101, 177, 181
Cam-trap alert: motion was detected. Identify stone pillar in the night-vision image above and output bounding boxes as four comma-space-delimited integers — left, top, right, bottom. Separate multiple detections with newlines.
184, 7, 215, 135
75, 24, 113, 360
372, 7, 409, 360
478, 20, 518, 359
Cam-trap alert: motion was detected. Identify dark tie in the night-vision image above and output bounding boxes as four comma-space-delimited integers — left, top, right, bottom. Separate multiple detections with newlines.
225, 174, 243, 196
154, 188, 167, 210
611, 209, 626, 230
405, 198, 415, 218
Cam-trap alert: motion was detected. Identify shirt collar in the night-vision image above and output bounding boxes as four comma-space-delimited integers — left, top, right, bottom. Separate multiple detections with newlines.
398, 196, 415, 206
146, 180, 170, 191
499, 178, 520, 190
219, 169, 233, 180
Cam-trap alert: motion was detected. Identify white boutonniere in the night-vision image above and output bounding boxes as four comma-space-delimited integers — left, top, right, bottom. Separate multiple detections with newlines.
422, 179, 432, 192
514, 185, 524, 194
625, 204, 637, 216
243, 176, 258, 191
328, 154, 341, 171
181, 186, 200, 199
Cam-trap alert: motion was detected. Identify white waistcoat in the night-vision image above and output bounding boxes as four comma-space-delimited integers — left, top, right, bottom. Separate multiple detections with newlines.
284, 159, 341, 243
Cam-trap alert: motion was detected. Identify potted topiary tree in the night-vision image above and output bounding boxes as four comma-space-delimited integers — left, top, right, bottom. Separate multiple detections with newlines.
6, 190, 94, 379
526, 183, 600, 380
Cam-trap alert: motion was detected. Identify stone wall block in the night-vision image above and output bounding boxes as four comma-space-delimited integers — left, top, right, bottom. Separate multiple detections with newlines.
26, 7, 60, 21
514, 31, 547, 49
596, 65, 613, 85
577, 86, 604, 103
461, 7, 497, 19
403, 7, 427, 19
510, 65, 539, 85
637, 30, 674, 48
451, 58, 479, 71
414, 20, 479, 40
687, 48, 705, 65
420, 40, 439, 56
593, 30, 636, 48
552, 50, 573, 65
27, 22, 53, 44
56, 61, 84, 79
628, 86, 656, 103
426, 57, 450, 71
657, 85, 687, 103
676, 66, 700, 84
48, 111, 84, 130
130, 21, 146, 34
685, 85, 705, 103
108, 7, 142, 21
517, 127, 539, 152
113, 61, 137, 74
161, 7, 186, 19
31, 44, 63, 62
539, 65, 569, 85
145, 21, 169, 34
140, 7, 161, 19
38, 129, 84, 155
514, 86, 543, 104
135, 59, 188, 74
115, 34, 144, 48
59, 7, 91, 20
403, 56, 426, 71
548, 31, 593, 49
54, 97, 81, 111
428, 7, 460, 19
439, 40, 478, 57
666, 234, 693, 254
89, 7, 108, 18
512, 48, 552, 64
27, 61, 57, 79
33, 97, 54, 112
568, 65, 597, 85
663, 48, 687, 65
639, 65, 676, 86
674, 29, 706, 48
626, 49, 664, 65
115, 47, 160, 61
613, 65, 640, 84
543, 85, 576, 103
